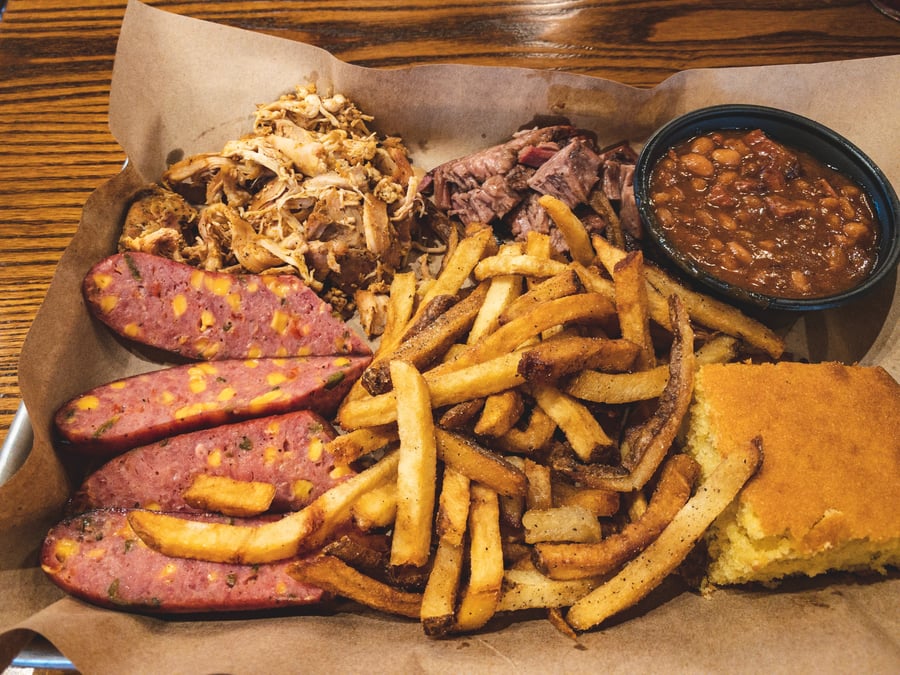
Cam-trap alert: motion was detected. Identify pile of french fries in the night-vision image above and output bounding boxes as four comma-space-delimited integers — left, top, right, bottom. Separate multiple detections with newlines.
128, 194, 777, 635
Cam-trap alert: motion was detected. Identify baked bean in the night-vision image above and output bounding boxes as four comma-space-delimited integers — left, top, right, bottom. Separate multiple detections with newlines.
648, 128, 879, 299
679, 152, 715, 177
711, 148, 742, 167
689, 135, 716, 154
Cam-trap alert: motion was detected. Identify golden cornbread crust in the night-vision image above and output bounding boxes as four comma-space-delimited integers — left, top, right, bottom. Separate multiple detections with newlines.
685, 361, 900, 585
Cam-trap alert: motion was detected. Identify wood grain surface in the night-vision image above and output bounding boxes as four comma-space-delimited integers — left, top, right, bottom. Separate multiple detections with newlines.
1, 0, 899, 440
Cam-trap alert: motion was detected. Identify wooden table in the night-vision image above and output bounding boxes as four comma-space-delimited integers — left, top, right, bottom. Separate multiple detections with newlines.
0, 1, 898, 670
1, 0, 899, 451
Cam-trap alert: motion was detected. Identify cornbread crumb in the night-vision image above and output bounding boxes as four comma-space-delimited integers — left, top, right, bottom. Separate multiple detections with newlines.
685, 361, 900, 586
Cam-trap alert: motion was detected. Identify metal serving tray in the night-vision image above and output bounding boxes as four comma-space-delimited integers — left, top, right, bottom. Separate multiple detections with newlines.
1, 402, 76, 671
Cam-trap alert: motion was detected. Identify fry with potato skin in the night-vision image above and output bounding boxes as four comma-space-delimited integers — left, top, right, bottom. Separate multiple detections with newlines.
538, 194, 595, 266
530, 382, 615, 462
644, 263, 784, 358
338, 351, 526, 429
534, 453, 700, 579
517, 336, 640, 383
288, 554, 423, 619
421, 467, 471, 636
612, 250, 656, 370
498, 269, 582, 324
361, 281, 490, 395
432, 293, 617, 379
565, 438, 762, 631
435, 429, 527, 498
473, 389, 524, 437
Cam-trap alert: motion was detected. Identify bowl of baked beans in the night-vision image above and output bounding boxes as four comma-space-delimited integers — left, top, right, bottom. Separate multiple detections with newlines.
634, 104, 900, 310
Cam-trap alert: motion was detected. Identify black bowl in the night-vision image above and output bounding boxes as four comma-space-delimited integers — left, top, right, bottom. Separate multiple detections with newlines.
634, 104, 900, 311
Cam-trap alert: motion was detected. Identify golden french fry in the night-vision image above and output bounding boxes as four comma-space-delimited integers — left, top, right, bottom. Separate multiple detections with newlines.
322, 532, 390, 574
496, 568, 600, 613
342, 272, 417, 405
498, 269, 583, 325
435, 428, 527, 498
522, 505, 603, 544
421, 467, 471, 636
565, 333, 739, 404
530, 382, 614, 462
524, 230, 553, 259
128, 450, 400, 564
454, 484, 504, 632
390, 360, 438, 568
351, 481, 398, 530
492, 405, 557, 456
552, 482, 620, 518
467, 243, 525, 344
416, 226, 496, 316
534, 453, 699, 580
612, 250, 656, 369
380, 271, 418, 351
473, 389, 524, 437
565, 438, 762, 631
181, 475, 276, 517
474, 254, 570, 281
362, 281, 490, 395
538, 194, 595, 266
338, 351, 526, 429
288, 554, 423, 619
326, 425, 399, 465
434, 293, 617, 378
517, 336, 640, 383
572, 261, 672, 331
438, 398, 485, 429
566, 367, 670, 404
644, 263, 785, 358
591, 232, 627, 274
554, 295, 695, 491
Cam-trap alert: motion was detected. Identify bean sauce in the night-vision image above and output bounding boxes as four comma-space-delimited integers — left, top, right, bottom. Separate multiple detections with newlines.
648, 129, 879, 299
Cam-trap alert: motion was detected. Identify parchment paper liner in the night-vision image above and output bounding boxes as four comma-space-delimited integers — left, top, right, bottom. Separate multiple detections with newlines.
2, 1, 897, 672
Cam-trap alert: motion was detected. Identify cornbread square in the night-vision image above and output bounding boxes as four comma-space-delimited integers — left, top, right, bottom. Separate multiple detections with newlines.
685, 361, 900, 586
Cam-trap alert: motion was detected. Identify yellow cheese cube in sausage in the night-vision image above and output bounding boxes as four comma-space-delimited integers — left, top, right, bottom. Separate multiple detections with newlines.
226, 293, 242, 313
270, 310, 290, 335
207, 449, 222, 468
216, 386, 237, 402
206, 275, 233, 296
266, 372, 288, 387
189, 269, 205, 290
291, 479, 314, 501
171, 294, 188, 318
123, 323, 141, 338
307, 437, 324, 462
99, 295, 119, 313
91, 273, 114, 290
330, 464, 354, 480
263, 445, 279, 466
76, 395, 101, 411
52, 538, 80, 563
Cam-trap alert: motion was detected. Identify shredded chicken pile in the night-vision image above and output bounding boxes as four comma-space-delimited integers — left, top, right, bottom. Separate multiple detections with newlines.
119, 84, 425, 321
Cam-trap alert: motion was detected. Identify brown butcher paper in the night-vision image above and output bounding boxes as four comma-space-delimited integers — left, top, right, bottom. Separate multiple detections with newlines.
2, 0, 898, 672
